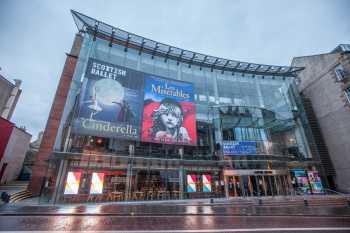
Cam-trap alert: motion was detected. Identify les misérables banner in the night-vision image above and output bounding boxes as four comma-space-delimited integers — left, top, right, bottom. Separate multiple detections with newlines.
73, 58, 196, 145
141, 75, 196, 145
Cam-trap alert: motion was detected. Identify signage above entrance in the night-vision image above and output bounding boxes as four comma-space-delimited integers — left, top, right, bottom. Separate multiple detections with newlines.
223, 141, 257, 155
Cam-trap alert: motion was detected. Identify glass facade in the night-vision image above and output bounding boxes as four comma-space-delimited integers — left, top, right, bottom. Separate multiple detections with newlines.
39, 15, 321, 204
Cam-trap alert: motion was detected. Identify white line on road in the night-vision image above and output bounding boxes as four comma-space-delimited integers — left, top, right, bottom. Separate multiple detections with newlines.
4, 227, 350, 232
2, 215, 349, 218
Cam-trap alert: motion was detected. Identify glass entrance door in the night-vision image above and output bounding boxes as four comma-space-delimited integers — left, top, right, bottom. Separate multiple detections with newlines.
227, 174, 289, 197
227, 176, 243, 197
241, 176, 251, 197
250, 176, 259, 196
228, 176, 235, 197
257, 176, 265, 196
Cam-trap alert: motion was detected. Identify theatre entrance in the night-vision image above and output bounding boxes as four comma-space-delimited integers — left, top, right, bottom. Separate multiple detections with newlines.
224, 170, 291, 197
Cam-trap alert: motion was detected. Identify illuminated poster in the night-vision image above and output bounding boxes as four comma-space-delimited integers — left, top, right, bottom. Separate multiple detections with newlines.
293, 169, 311, 194
64, 171, 82, 195
73, 58, 144, 140
202, 175, 212, 192
141, 76, 197, 145
90, 172, 105, 194
307, 171, 324, 194
187, 175, 197, 192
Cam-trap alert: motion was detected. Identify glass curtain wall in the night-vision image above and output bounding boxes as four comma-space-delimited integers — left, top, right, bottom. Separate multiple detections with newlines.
43, 32, 314, 204
69, 34, 310, 160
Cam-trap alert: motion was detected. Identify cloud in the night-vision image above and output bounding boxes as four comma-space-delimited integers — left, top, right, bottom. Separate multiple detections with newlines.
0, 0, 349, 140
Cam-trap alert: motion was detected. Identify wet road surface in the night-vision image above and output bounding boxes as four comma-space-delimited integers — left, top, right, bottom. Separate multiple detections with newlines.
0, 215, 349, 232
1, 203, 350, 216
1, 203, 350, 232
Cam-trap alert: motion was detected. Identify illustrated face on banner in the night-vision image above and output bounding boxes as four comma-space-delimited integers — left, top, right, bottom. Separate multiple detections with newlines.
141, 76, 197, 145
160, 105, 182, 129
64, 171, 82, 195
73, 58, 144, 140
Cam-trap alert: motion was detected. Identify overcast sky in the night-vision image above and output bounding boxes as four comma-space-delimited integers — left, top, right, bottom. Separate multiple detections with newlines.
0, 0, 349, 140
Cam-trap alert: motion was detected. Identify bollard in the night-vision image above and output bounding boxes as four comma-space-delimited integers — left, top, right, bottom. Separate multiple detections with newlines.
210, 198, 214, 204
258, 199, 262, 205
304, 199, 308, 206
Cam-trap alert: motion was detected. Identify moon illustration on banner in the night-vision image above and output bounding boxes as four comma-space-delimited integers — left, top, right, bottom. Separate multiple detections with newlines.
93, 79, 124, 106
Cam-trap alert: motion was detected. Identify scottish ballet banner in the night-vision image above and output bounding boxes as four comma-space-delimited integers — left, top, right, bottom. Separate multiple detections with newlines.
73, 58, 197, 145
72, 58, 144, 140
141, 76, 197, 145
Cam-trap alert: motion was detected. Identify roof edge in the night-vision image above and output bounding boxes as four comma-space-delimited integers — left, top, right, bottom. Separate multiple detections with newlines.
71, 10, 304, 77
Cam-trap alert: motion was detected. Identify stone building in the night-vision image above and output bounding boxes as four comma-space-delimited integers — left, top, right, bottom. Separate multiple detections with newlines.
292, 44, 350, 193
0, 117, 31, 184
0, 74, 21, 120
0, 73, 31, 184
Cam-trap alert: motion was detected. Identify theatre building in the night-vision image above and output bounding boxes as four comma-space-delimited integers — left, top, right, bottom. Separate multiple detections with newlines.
29, 11, 325, 204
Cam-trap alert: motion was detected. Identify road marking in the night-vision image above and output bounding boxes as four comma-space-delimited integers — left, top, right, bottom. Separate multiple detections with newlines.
5, 228, 350, 232
1, 214, 350, 218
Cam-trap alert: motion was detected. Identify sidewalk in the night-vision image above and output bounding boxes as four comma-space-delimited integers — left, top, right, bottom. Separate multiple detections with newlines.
1, 195, 349, 217
1, 201, 350, 217
4, 194, 349, 207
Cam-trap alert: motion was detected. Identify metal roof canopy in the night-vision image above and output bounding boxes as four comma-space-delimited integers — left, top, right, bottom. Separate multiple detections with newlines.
71, 10, 304, 77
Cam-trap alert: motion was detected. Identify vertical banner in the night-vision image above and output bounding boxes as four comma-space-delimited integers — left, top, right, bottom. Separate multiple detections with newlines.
73, 58, 144, 140
90, 172, 105, 194
202, 174, 212, 192
187, 175, 197, 193
307, 171, 324, 194
293, 169, 311, 194
64, 171, 82, 195
141, 76, 197, 145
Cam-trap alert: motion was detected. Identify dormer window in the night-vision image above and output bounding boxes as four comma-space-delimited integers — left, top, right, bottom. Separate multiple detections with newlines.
345, 87, 350, 104
335, 64, 346, 81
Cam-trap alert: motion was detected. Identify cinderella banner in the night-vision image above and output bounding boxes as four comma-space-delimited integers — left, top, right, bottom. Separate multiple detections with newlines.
72, 58, 144, 140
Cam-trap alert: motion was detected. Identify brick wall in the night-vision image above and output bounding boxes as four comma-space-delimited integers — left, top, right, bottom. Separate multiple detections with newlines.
28, 34, 82, 195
